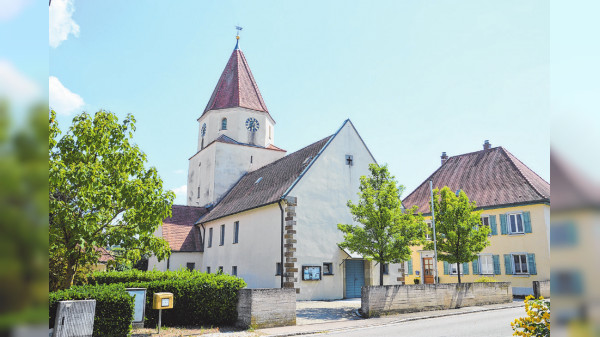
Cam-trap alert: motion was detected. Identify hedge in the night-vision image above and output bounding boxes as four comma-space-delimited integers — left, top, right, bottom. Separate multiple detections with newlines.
83, 269, 247, 327
49, 284, 134, 337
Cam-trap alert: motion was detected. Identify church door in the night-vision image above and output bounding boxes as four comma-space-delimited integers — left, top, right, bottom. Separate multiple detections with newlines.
345, 260, 365, 298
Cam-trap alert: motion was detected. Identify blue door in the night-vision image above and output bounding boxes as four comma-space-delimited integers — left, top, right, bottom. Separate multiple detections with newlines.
345, 260, 365, 298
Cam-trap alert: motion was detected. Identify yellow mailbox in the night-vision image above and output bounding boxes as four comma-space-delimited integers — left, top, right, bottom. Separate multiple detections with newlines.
152, 292, 173, 310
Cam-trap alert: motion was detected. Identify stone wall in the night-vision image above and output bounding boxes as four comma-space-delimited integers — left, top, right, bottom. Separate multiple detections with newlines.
236, 288, 296, 328
361, 282, 512, 317
283, 196, 298, 293
533, 280, 550, 298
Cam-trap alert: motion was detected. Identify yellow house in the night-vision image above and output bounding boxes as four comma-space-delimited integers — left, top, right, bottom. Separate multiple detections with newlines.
402, 141, 550, 296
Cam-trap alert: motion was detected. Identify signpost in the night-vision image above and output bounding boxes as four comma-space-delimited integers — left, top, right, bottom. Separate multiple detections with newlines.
152, 292, 173, 334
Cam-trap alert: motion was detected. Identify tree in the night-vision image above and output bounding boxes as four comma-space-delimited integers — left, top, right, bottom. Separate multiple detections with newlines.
49, 110, 174, 290
338, 164, 427, 286
425, 186, 490, 283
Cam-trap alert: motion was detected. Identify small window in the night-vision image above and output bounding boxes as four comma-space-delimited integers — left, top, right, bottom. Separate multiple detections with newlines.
323, 263, 333, 275
232, 266, 238, 276
197, 186, 201, 198
221, 118, 227, 130
276, 262, 282, 276
481, 215, 492, 236
479, 255, 494, 275
233, 221, 239, 244
220, 224, 225, 246
269, 125, 272, 139
512, 254, 528, 274
383, 263, 389, 275
425, 221, 433, 240
186, 262, 195, 271
551, 221, 577, 247
218, 266, 224, 274
208, 228, 213, 248
449, 263, 463, 275
207, 266, 211, 274
250, 155, 253, 163
345, 154, 353, 166
508, 213, 524, 234
552, 270, 584, 295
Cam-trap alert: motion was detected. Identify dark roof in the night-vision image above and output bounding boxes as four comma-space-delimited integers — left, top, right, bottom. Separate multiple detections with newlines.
550, 151, 600, 210
162, 205, 209, 252
403, 146, 550, 214
189, 134, 286, 160
202, 47, 271, 118
200, 135, 332, 223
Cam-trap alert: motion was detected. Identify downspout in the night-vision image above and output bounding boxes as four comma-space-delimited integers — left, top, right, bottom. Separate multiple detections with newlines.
278, 200, 285, 288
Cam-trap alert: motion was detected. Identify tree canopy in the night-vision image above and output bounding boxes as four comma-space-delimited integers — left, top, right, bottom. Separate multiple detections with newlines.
425, 186, 490, 283
338, 164, 426, 285
49, 110, 174, 290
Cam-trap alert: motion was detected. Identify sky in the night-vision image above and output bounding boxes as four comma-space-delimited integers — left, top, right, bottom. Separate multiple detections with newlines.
45, 0, 555, 205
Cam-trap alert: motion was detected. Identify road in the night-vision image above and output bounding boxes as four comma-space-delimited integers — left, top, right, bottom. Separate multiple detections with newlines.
304, 306, 522, 337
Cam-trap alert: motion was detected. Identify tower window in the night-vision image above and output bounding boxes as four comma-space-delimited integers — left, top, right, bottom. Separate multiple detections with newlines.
250, 156, 253, 163
345, 155, 353, 166
221, 118, 227, 130
197, 185, 201, 198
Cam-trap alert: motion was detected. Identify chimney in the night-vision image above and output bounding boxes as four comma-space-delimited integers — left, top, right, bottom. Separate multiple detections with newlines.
483, 140, 491, 150
441, 152, 448, 165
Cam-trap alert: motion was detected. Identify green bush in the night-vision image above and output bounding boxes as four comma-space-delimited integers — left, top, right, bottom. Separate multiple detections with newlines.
475, 276, 498, 283
49, 284, 134, 337
83, 269, 247, 327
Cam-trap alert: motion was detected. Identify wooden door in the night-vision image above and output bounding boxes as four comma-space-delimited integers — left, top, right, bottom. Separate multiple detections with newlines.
423, 257, 434, 284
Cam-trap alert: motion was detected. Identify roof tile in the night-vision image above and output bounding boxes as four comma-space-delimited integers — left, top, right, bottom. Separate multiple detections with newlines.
162, 205, 209, 252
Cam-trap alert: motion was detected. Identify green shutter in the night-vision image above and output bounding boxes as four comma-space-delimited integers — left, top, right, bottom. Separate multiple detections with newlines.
407, 259, 413, 275
490, 215, 498, 235
462, 262, 469, 275
500, 214, 508, 235
472, 258, 479, 275
443, 261, 449, 275
493, 255, 501, 275
527, 253, 537, 275
523, 212, 532, 233
504, 254, 513, 275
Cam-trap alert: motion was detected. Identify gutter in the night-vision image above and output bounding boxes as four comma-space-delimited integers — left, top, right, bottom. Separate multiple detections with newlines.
278, 200, 285, 288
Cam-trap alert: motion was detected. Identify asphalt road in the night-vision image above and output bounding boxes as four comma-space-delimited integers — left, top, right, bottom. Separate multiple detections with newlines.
304, 306, 522, 337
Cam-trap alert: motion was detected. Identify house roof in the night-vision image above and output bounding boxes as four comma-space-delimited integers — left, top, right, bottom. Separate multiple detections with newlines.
199, 135, 332, 223
202, 46, 271, 118
550, 151, 600, 210
96, 247, 114, 263
162, 205, 209, 251
402, 146, 550, 214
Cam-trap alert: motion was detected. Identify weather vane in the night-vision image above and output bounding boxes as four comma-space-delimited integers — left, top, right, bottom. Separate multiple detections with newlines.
235, 26, 243, 39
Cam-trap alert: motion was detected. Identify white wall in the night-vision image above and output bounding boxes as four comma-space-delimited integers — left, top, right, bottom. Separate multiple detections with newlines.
201, 204, 282, 288
188, 144, 216, 206
290, 121, 377, 300
147, 252, 204, 271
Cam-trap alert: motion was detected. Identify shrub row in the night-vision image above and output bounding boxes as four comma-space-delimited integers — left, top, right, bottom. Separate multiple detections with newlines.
49, 284, 134, 337
80, 268, 205, 285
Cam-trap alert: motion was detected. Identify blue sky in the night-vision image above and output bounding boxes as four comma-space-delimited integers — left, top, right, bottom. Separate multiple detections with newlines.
44, 0, 553, 205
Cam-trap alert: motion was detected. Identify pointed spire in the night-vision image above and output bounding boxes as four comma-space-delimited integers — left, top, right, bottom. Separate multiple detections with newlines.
202, 37, 271, 116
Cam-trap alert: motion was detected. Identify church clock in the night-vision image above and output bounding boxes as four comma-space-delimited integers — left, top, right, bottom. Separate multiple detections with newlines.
245, 118, 260, 132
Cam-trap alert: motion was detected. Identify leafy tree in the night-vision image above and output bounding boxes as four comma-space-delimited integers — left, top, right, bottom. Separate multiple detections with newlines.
338, 164, 427, 286
425, 186, 490, 283
49, 110, 174, 290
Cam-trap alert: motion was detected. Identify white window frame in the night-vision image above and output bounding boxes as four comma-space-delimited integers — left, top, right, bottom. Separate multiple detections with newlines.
478, 254, 494, 275
512, 253, 529, 275
449, 263, 463, 275
207, 227, 213, 248
425, 221, 433, 240
232, 266, 237, 276
481, 215, 491, 236
323, 262, 333, 275
507, 212, 525, 234
220, 224, 225, 246
233, 221, 239, 244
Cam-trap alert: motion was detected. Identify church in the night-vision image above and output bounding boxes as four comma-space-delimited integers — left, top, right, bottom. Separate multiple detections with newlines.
147, 36, 393, 300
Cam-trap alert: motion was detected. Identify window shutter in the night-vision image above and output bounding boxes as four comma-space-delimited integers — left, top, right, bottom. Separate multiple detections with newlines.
472, 258, 479, 275
489, 215, 498, 235
407, 259, 413, 275
493, 255, 501, 275
443, 261, 449, 275
504, 254, 513, 275
462, 262, 469, 275
523, 212, 532, 233
500, 214, 508, 235
527, 253, 537, 275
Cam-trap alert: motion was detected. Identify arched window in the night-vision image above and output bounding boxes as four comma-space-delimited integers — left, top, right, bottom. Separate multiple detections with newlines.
221, 118, 227, 130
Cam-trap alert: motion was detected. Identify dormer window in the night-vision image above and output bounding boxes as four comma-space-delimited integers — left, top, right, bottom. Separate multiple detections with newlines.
221, 118, 228, 130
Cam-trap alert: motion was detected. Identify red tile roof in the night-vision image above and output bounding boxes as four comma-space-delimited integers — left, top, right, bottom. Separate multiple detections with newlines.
550, 151, 600, 210
162, 205, 209, 252
96, 247, 114, 263
203, 48, 271, 117
200, 136, 332, 223
402, 146, 550, 214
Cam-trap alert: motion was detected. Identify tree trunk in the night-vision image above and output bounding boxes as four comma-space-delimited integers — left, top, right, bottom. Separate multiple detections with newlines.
60, 255, 77, 290
457, 266, 461, 284
379, 262, 384, 286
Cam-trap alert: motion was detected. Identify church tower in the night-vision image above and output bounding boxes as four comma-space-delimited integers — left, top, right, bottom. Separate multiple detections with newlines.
188, 35, 286, 207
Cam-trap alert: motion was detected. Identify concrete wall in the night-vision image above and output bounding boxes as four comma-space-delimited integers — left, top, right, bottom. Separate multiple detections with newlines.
361, 282, 513, 317
533, 280, 550, 298
236, 288, 296, 328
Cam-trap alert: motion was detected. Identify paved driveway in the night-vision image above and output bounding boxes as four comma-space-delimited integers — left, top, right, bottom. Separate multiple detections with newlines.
296, 299, 362, 325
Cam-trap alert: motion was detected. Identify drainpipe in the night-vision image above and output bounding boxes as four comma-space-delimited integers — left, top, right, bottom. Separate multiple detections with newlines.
278, 200, 285, 288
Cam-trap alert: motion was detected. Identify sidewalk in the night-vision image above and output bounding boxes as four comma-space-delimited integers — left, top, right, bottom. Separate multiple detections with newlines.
257, 300, 525, 337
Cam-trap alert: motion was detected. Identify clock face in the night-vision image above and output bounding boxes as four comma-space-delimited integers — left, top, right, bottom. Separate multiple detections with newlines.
245, 118, 259, 132
201, 123, 206, 137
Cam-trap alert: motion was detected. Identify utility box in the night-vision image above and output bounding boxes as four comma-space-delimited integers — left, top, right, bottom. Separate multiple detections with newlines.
152, 293, 173, 310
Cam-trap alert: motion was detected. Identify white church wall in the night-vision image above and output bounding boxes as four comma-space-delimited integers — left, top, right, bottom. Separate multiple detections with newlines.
188, 144, 217, 206
289, 121, 377, 300
147, 252, 203, 272
202, 204, 282, 288
197, 107, 275, 149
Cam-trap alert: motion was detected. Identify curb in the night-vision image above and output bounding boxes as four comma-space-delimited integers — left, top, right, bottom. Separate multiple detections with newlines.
261, 303, 525, 337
